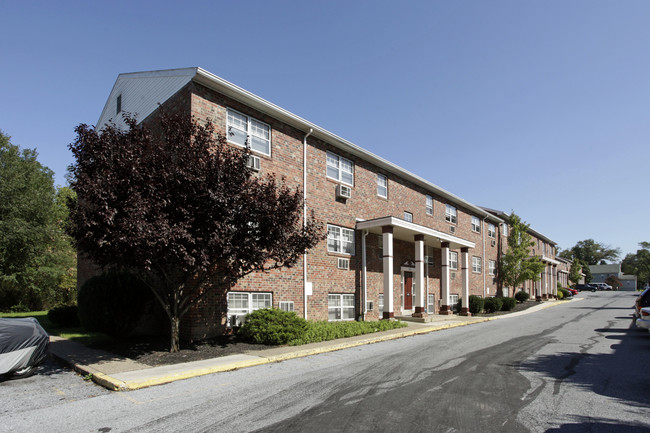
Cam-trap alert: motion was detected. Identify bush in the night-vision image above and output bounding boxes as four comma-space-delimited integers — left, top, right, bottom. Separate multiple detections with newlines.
557, 290, 564, 299
238, 308, 308, 345
484, 297, 503, 313
77, 271, 153, 337
500, 297, 516, 311
47, 305, 80, 327
558, 288, 570, 299
468, 295, 484, 314
288, 319, 408, 346
515, 291, 530, 303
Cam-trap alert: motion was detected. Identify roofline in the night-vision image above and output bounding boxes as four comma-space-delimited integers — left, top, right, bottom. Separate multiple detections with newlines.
192, 67, 503, 224
480, 207, 555, 244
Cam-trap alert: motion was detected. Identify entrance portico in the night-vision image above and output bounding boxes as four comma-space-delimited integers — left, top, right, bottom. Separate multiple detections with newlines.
357, 216, 475, 319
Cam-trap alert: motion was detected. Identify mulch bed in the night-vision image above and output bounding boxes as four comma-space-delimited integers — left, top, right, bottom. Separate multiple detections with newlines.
89, 299, 561, 367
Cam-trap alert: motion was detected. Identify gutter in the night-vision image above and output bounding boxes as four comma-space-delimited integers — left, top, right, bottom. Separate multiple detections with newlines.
303, 128, 313, 320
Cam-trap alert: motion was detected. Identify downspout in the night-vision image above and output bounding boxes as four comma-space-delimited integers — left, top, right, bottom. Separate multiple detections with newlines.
362, 230, 368, 319
482, 215, 487, 298
303, 128, 313, 320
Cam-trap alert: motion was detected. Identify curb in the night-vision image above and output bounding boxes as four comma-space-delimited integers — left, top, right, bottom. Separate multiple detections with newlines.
55, 297, 581, 391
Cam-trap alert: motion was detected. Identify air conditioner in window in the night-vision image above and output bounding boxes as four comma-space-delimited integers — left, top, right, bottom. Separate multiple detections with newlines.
491, 240, 496, 247
229, 314, 246, 327
366, 301, 374, 311
449, 225, 456, 234
336, 184, 352, 199
246, 155, 261, 171
337, 258, 350, 270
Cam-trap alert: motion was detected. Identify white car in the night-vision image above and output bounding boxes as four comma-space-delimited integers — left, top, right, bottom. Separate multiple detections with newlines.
636, 307, 650, 333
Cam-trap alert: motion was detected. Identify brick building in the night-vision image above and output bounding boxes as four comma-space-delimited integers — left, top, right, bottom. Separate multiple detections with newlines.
89, 67, 567, 340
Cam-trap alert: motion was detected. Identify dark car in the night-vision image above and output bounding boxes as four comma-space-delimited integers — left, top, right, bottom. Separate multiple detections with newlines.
575, 284, 597, 292
634, 287, 650, 319
0, 317, 49, 380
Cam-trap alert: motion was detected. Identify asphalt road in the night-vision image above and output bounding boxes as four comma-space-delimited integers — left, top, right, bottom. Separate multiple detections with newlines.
2, 291, 649, 433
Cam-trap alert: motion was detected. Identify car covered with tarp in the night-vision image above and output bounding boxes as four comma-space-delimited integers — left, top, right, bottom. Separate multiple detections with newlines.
0, 317, 49, 379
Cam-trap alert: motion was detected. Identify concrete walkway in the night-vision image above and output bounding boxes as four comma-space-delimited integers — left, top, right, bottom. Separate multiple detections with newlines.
49, 298, 581, 391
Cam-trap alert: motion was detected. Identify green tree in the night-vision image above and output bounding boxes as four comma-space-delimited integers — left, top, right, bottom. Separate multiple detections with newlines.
498, 212, 546, 294
568, 260, 582, 285
68, 114, 324, 352
581, 260, 593, 283
622, 242, 650, 289
0, 131, 75, 310
559, 239, 621, 265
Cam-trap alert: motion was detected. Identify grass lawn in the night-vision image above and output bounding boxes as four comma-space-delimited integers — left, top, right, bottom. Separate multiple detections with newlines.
0, 311, 112, 346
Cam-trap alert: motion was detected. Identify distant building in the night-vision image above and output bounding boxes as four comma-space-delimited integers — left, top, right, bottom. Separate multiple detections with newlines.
589, 264, 637, 291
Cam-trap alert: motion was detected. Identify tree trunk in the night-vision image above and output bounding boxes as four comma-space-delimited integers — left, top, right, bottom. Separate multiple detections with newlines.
170, 315, 180, 353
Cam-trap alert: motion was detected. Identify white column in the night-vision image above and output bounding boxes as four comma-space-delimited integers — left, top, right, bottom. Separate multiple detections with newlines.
440, 242, 451, 314
541, 265, 548, 299
553, 265, 558, 297
461, 247, 470, 315
414, 235, 426, 315
382, 226, 394, 319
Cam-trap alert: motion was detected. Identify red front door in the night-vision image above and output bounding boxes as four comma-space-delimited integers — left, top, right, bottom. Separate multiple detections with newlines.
404, 271, 413, 310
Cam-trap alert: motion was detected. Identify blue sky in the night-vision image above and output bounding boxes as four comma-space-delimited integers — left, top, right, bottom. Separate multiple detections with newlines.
1, 0, 648, 260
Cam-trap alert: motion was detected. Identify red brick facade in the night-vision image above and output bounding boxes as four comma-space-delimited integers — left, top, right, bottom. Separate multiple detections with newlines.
85, 68, 568, 341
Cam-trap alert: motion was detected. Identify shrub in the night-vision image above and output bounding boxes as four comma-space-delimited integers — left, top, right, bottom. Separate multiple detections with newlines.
288, 319, 408, 346
484, 297, 503, 313
77, 271, 153, 337
456, 297, 463, 313
468, 295, 484, 314
47, 305, 80, 327
238, 308, 308, 345
501, 297, 516, 311
515, 291, 530, 303
557, 290, 564, 299
558, 288, 570, 299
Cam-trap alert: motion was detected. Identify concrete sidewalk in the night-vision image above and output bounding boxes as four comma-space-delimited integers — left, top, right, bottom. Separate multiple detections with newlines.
49, 298, 581, 391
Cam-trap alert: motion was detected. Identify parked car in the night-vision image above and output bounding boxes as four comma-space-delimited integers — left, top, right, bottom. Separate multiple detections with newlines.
0, 317, 49, 380
575, 284, 597, 292
636, 307, 650, 333
566, 287, 579, 296
633, 287, 650, 319
591, 282, 612, 291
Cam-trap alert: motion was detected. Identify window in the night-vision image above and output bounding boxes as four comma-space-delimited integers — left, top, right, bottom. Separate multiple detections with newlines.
227, 292, 272, 326
488, 223, 496, 238
427, 294, 435, 314
378, 235, 383, 259
449, 294, 459, 312
326, 151, 354, 185
425, 195, 433, 215
489, 260, 496, 275
426, 245, 435, 266
227, 108, 271, 156
116, 94, 122, 115
328, 294, 355, 321
404, 212, 413, 222
449, 251, 458, 270
503, 287, 509, 297
471, 216, 481, 233
502, 223, 509, 236
378, 293, 384, 312
472, 256, 482, 273
377, 173, 387, 198
327, 224, 355, 255
279, 301, 294, 312
445, 204, 457, 224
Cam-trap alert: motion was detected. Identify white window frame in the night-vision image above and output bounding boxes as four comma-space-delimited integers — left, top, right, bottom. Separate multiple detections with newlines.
378, 293, 384, 312
328, 294, 355, 321
327, 224, 355, 255
425, 195, 433, 215
279, 301, 294, 312
227, 291, 272, 326
449, 251, 458, 270
471, 216, 481, 233
226, 108, 271, 156
472, 256, 482, 273
326, 151, 354, 186
377, 173, 387, 198
449, 294, 459, 312
404, 211, 413, 222
445, 204, 457, 224
427, 294, 436, 314
488, 223, 496, 238
489, 260, 496, 275
502, 223, 509, 237
426, 245, 435, 266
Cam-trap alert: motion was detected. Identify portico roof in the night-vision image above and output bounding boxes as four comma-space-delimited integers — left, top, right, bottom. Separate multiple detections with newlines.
356, 216, 475, 249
